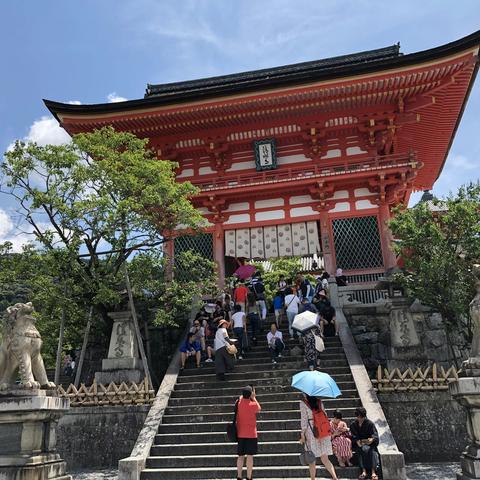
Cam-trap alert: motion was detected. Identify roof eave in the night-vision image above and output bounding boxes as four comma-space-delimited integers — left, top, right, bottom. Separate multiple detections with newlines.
44, 29, 480, 120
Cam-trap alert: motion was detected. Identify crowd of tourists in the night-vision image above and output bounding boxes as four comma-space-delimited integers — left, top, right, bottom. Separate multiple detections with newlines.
179, 269, 344, 375
178, 267, 379, 479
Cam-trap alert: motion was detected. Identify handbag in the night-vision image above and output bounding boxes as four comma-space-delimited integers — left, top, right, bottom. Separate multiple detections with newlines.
226, 400, 239, 442
226, 343, 238, 355
299, 444, 316, 466
314, 334, 325, 353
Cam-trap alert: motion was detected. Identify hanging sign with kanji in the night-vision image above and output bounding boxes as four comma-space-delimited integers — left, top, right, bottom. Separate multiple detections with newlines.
254, 139, 277, 171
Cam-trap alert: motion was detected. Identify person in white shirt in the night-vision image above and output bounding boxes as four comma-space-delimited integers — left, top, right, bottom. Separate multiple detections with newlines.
214, 319, 235, 381
284, 287, 301, 337
231, 304, 247, 359
266, 323, 285, 364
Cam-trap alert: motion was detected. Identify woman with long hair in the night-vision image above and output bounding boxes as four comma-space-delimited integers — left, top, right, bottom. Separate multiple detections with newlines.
299, 394, 338, 480
330, 410, 353, 467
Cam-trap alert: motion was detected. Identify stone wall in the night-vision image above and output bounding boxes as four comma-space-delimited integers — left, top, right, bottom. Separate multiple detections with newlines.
57, 405, 149, 470
378, 391, 467, 462
343, 299, 466, 373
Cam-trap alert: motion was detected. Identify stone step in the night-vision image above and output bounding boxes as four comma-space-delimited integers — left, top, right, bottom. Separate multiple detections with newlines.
157, 417, 355, 434
154, 429, 301, 445
170, 382, 356, 398
168, 389, 359, 406
141, 464, 358, 479
174, 373, 353, 391
239, 349, 345, 359
146, 452, 356, 469
162, 406, 359, 424
182, 358, 348, 376
178, 366, 351, 383
165, 397, 360, 415
150, 440, 316, 456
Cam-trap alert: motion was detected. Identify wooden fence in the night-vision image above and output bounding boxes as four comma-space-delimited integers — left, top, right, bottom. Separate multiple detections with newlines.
58, 378, 155, 407
372, 364, 459, 392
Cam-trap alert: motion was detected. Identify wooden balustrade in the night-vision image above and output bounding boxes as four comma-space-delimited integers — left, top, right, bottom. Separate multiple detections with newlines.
57, 378, 155, 407
372, 364, 459, 392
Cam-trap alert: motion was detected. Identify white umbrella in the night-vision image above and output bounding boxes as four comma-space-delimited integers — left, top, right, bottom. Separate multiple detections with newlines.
292, 310, 318, 333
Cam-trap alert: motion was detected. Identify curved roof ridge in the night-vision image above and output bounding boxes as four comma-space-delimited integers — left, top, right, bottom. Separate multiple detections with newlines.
145, 44, 401, 98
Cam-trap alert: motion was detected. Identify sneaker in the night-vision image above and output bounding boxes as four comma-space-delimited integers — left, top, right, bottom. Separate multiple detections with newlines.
272, 359, 277, 364
278, 354, 282, 358
238, 356, 243, 360
205, 358, 213, 363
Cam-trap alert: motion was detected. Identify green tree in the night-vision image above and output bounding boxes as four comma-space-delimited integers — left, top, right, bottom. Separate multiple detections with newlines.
389, 183, 480, 353
1, 127, 203, 315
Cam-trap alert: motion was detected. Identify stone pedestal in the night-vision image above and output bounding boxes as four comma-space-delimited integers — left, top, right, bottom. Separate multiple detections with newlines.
0, 390, 71, 480
388, 296, 426, 368
449, 377, 480, 479
95, 311, 143, 384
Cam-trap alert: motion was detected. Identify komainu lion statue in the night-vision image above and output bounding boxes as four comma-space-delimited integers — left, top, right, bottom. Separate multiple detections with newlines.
0, 302, 56, 390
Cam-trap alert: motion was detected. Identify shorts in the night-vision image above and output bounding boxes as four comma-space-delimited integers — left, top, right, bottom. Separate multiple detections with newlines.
237, 437, 258, 456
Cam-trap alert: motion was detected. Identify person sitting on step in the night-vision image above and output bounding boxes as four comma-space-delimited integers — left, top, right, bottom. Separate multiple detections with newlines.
266, 322, 284, 364
179, 332, 201, 369
319, 303, 339, 337
299, 296, 318, 314
349, 407, 379, 480
330, 409, 353, 467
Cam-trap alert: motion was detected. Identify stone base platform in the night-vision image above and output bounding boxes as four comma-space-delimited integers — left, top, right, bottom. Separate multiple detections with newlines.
0, 390, 71, 480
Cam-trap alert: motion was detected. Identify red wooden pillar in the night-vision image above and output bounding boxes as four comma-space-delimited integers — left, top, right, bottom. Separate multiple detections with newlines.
378, 203, 397, 270
318, 210, 334, 275
163, 238, 174, 282
213, 223, 225, 288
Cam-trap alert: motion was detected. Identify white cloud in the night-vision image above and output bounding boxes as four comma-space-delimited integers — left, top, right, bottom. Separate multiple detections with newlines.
0, 208, 35, 252
448, 153, 477, 171
107, 92, 128, 103
68, 100, 82, 105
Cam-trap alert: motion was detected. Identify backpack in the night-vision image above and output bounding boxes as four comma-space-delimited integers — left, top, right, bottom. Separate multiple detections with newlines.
304, 400, 330, 438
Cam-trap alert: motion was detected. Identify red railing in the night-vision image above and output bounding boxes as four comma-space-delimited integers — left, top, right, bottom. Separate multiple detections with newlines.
179, 152, 418, 192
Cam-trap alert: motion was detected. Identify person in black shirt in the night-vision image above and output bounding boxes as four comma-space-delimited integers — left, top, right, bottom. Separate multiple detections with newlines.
335, 268, 348, 287
319, 304, 338, 337
349, 407, 379, 480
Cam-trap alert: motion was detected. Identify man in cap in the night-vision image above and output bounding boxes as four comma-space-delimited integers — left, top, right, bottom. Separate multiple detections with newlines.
236, 385, 261, 480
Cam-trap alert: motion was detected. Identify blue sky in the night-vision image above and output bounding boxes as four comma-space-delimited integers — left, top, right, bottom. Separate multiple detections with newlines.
0, 0, 479, 249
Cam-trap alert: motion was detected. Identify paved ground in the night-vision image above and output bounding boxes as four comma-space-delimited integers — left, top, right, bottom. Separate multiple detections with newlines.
71, 462, 461, 480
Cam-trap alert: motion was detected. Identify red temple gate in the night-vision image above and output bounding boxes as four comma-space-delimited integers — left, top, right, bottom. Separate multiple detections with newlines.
45, 31, 480, 285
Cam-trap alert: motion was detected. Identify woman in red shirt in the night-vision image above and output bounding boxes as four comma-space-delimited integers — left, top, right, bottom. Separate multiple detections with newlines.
236, 386, 261, 480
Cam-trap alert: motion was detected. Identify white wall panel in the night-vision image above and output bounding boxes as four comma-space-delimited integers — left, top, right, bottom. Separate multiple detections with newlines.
255, 198, 284, 209
289, 195, 314, 205
225, 202, 250, 212
263, 226, 278, 258
177, 169, 194, 178
355, 199, 377, 210
306, 221, 321, 254
290, 206, 316, 217
329, 202, 351, 213
250, 227, 265, 258
277, 154, 308, 165
277, 224, 293, 257
235, 228, 251, 258
224, 213, 251, 225
227, 161, 255, 171
292, 222, 309, 256
354, 188, 375, 197
225, 230, 236, 257
199, 166, 215, 175
255, 210, 285, 221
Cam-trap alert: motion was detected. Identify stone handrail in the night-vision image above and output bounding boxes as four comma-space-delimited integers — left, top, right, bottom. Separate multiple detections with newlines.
373, 364, 459, 392
329, 280, 407, 480
57, 379, 155, 406
118, 303, 199, 480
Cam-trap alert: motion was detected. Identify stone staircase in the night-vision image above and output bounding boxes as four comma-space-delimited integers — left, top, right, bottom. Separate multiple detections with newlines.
46, 368, 73, 389
140, 319, 363, 479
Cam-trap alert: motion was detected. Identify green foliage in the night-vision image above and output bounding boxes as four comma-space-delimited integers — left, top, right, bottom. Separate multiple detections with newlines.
389, 183, 480, 340
252, 257, 303, 301
130, 251, 217, 328
0, 127, 206, 363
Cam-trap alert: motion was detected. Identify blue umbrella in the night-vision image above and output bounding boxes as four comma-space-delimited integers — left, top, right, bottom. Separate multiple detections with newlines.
291, 370, 342, 398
